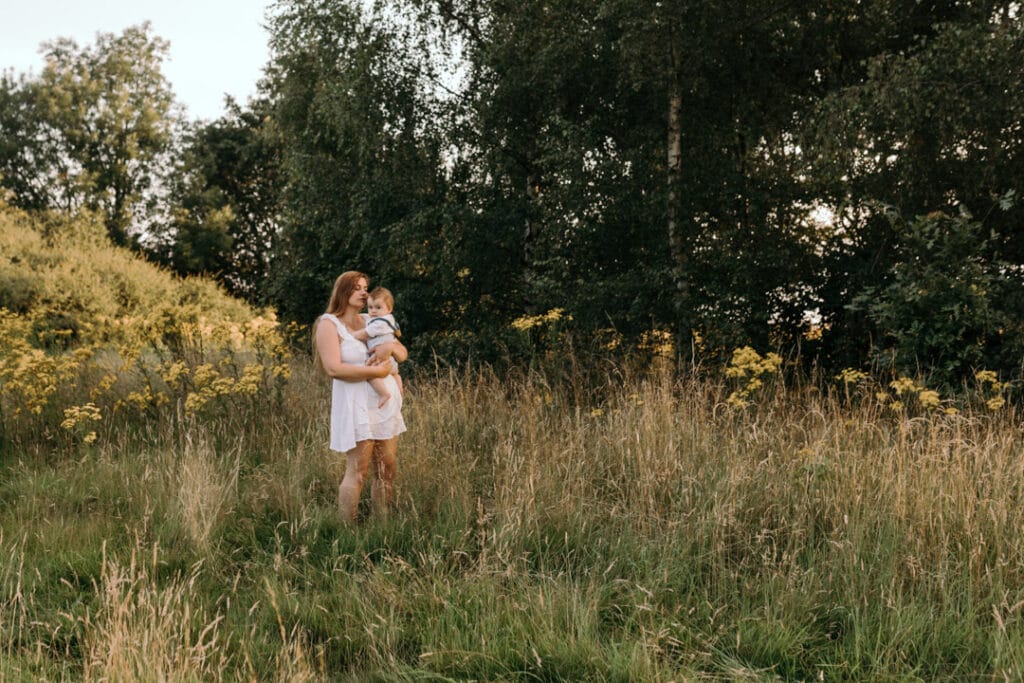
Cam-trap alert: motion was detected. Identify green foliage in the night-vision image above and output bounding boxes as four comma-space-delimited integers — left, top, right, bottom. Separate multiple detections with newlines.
145, 98, 282, 302
265, 0, 451, 329
0, 207, 254, 335
0, 205, 289, 450
851, 209, 1024, 387
807, 8, 1024, 373
0, 24, 177, 246
7, 0, 1024, 386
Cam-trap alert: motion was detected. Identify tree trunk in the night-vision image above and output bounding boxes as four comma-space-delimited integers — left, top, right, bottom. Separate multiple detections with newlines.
523, 172, 540, 315
666, 48, 692, 360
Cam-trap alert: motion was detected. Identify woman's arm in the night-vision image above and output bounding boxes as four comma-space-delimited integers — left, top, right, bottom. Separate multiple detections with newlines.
315, 319, 391, 381
369, 340, 408, 365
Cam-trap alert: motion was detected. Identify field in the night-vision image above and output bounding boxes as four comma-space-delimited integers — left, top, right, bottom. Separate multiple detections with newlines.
3, 357, 1023, 681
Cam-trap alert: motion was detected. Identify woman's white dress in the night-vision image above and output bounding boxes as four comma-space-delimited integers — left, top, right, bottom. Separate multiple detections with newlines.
320, 314, 406, 453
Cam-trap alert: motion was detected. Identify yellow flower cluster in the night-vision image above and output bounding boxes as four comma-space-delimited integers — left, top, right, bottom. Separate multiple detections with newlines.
876, 376, 950, 413
0, 302, 292, 441
975, 370, 1007, 411
639, 329, 675, 358
836, 368, 868, 385
61, 402, 102, 444
60, 402, 102, 429
182, 361, 280, 416
725, 346, 782, 408
510, 308, 569, 332
0, 311, 84, 417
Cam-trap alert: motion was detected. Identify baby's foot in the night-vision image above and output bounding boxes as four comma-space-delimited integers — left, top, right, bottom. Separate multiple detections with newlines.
377, 392, 391, 409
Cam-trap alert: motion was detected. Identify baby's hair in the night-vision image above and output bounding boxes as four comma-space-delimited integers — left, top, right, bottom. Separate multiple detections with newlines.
368, 287, 394, 310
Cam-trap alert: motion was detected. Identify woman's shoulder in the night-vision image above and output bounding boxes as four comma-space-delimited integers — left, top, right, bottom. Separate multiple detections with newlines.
317, 314, 345, 335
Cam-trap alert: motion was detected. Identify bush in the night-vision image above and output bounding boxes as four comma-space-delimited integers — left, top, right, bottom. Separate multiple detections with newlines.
852, 208, 1024, 388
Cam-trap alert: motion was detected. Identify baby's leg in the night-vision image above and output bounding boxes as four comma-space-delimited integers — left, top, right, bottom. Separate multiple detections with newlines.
369, 376, 391, 408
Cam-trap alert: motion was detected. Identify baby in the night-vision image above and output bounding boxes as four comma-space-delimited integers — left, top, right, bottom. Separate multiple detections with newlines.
354, 287, 403, 407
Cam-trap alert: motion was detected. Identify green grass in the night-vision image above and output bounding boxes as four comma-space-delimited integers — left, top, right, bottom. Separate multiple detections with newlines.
2, 362, 1024, 680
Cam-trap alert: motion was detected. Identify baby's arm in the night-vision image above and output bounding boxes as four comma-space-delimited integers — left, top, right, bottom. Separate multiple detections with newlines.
351, 327, 369, 342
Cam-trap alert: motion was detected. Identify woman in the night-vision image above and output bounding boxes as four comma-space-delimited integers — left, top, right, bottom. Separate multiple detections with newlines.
314, 271, 407, 523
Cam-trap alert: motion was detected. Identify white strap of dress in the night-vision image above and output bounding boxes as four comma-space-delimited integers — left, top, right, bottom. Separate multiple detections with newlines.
320, 313, 350, 339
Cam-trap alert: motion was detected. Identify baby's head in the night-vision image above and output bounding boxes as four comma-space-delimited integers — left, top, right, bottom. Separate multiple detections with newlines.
367, 287, 394, 316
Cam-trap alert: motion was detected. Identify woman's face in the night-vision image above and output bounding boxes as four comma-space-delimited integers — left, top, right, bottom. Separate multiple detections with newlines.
348, 278, 369, 309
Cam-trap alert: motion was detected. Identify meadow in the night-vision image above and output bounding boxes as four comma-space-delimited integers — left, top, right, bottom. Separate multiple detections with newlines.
3, 352, 1024, 681
2, 207, 1024, 680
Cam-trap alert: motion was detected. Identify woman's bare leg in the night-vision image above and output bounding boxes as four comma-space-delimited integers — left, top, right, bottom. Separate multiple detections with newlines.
370, 438, 398, 517
338, 441, 374, 524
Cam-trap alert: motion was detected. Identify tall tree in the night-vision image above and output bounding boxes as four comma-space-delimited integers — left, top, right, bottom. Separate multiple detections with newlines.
0, 24, 177, 246
265, 0, 449, 327
0, 72, 65, 211
147, 98, 282, 301
804, 1, 1024, 373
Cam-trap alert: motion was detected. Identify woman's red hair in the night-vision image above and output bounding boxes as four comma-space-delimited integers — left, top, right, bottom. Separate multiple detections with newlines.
315, 271, 368, 371
325, 271, 368, 316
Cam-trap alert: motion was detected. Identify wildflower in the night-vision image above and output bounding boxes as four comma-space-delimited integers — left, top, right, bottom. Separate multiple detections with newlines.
160, 361, 189, 389
726, 391, 749, 408
975, 369, 998, 385
511, 308, 568, 331
836, 368, 867, 385
987, 396, 1005, 411
889, 377, 918, 396
974, 370, 1003, 392
590, 408, 604, 417
917, 390, 941, 409
639, 329, 675, 357
61, 403, 103, 430
803, 325, 823, 341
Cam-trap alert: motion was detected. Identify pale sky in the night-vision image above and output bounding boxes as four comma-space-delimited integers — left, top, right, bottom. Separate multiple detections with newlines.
0, 0, 273, 121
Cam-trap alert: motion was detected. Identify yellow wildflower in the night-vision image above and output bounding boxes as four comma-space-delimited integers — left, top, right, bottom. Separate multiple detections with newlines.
726, 391, 749, 409
975, 369, 998, 385
511, 308, 568, 331
836, 368, 868, 385
889, 377, 918, 396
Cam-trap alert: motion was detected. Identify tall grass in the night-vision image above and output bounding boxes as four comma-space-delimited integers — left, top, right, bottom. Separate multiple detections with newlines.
2, 359, 1023, 680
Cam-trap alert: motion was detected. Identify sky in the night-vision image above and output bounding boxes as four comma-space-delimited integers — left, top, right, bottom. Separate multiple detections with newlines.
0, 0, 274, 121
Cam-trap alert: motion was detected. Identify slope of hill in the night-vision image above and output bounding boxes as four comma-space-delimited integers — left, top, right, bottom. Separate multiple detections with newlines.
0, 205, 257, 343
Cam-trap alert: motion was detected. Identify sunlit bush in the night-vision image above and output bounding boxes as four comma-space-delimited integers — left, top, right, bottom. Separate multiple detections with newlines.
0, 207, 291, 449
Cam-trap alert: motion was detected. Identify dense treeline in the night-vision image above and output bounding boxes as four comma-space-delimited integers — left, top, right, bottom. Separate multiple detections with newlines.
1, 1, 1022, 386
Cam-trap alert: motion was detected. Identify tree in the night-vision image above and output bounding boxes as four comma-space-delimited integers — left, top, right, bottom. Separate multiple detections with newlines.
421, 0, 838, 355
0, 24, 178, 246
0, 73, 64, 210
805, 2, 1024, 375
851, 209, 1024, 387
147, 98, 282, 301
265, 0, 450, 330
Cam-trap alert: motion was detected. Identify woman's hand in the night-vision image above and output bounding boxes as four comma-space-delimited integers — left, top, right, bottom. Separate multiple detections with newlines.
369, 341, 407, 365
367, 361, 392, 378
